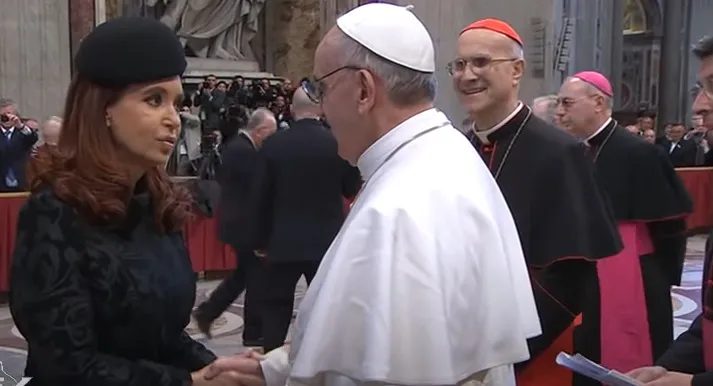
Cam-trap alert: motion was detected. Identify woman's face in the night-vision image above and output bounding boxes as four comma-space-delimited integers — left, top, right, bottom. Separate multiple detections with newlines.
106, 77, 183, 168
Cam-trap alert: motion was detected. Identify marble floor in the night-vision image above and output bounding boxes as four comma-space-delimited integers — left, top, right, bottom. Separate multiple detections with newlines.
0, 236, 705, 381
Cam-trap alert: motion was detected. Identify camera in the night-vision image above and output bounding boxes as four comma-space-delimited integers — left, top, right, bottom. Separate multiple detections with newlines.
203, 81, 211, 88
0, 114, 9, 123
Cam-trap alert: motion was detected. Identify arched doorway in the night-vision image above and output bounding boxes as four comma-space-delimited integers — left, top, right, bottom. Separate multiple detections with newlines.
620, 0, 661, 112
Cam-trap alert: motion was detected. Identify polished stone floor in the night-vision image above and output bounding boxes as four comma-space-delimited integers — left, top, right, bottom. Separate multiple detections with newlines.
0, 236, 705, 381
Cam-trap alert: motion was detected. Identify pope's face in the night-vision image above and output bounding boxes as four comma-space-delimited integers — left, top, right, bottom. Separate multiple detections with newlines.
453, 29, 524, 118
313, 31, 364, 164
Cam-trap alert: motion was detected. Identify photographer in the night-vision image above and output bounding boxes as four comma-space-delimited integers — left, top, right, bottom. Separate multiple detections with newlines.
252, 78, 276, 108
228, 76, 251, 107
167, 107, 202, 176
193, 74, 226, 135
0, 98, 38, 192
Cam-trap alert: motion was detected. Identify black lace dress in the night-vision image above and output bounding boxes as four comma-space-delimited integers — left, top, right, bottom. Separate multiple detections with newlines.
9, 187, 215, 385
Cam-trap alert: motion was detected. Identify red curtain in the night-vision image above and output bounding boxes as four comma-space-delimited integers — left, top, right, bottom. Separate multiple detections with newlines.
0, 168, 711, 292
0, 193, 236, 292
677, 168, 713, 232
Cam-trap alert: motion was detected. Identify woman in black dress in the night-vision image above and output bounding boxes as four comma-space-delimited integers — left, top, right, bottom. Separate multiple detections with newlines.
9, 17, 250, 386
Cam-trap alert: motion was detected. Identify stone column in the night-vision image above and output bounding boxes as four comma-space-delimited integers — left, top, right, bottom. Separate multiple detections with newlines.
609, 0, 624, 109
69, 0, 96, 65
269, 0, 321, 80
0, 0, 71, 118
657, 0, 686, 126
95, 0, 108, 25
320, 0, 359, 37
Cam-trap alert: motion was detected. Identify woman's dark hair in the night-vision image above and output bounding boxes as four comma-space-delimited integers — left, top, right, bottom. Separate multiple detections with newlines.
28, 74, 192, 232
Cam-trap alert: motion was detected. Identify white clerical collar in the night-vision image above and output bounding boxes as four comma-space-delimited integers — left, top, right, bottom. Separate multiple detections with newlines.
357, 108, 449, 181
471, 102, 523, 144
239, 130, 258, 149
584, 117, 612, 145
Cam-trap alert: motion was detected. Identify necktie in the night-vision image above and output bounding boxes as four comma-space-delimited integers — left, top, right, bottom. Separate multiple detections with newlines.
4, 130, 17, 188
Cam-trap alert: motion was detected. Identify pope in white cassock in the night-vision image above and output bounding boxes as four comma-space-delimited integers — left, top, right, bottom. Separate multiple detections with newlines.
204, 3, 541, 386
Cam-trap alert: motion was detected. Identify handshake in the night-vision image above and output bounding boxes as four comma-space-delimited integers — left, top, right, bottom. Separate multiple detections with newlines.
193, 350, 266, 386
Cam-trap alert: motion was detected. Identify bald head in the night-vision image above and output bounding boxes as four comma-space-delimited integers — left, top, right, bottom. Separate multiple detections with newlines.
532, 95, 557, 125
244, 108, 277, 146
291, 86, 322, 120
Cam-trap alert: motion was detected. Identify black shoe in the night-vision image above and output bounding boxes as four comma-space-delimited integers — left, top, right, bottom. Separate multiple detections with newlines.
192, 308, 214, 339
242, 337, 264, 347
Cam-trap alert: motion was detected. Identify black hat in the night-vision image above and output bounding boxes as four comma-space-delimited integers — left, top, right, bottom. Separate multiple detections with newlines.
74, 17, 187, 87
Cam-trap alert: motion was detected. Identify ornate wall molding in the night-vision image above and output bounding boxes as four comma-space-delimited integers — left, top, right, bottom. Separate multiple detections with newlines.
319, 0, 358, 37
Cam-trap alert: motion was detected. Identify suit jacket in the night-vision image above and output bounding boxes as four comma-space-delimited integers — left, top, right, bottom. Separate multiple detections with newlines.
659, 138, 698, 167
193, 89, 226, 131
0, 126, 38, 192
251, 118, 362, 262
217, 132, 260, 248
654, 232, 713, 384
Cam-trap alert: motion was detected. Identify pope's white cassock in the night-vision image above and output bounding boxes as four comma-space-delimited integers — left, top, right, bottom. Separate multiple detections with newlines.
258, 108, 542, 386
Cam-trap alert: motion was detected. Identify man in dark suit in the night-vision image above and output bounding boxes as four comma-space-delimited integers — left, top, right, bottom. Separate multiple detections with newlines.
659, 122, 698, 167
193, 74, 226, 135
193, 108, 277, 345
251, 87, 362, 352
0, 99, 38, 192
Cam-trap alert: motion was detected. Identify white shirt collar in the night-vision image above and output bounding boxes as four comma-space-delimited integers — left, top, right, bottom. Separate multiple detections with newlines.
584, 117, 613, 145
471, 102, 524, 144
357, 108, 450, 181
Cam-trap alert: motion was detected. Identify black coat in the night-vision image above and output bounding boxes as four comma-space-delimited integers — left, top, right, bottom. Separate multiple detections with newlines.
658, 138, 698, 167
9, 186, 215, 385
467, 106, 622, 367
251, 118, 362, 262
217, 132, 260, 248
656, 233, 713, 384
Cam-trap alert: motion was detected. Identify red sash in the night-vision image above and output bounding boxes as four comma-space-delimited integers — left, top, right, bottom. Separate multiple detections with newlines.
516, 315, 582, 386
596, 222, 654, 372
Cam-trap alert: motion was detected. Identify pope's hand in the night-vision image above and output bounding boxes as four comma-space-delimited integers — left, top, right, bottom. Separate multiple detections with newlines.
626, 366, 668, 382
204, 354, 265, 386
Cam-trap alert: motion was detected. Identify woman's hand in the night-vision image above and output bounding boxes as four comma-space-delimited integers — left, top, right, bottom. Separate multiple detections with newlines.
192, 351, 266, 386
192, 366, 260, 386
641, 372, 693, 386
627, 366, 668, 383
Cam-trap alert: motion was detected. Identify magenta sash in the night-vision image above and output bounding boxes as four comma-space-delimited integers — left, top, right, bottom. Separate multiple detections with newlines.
597, 222, 654, 372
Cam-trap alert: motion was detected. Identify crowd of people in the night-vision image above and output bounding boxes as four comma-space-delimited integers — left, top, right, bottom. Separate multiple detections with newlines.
532, 96, 713, 168
168, 75, 296, 178
0, 99, 63, 193
2, 4, 713, 386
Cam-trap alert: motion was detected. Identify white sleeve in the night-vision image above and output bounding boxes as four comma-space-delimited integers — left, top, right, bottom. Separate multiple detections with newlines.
260, 348, 290, 386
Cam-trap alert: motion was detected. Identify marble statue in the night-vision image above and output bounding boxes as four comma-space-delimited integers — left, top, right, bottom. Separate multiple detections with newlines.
128, 0, 266, 61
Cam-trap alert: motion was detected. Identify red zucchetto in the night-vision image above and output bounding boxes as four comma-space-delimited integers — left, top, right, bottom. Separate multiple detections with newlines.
459, 18, 523, 46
